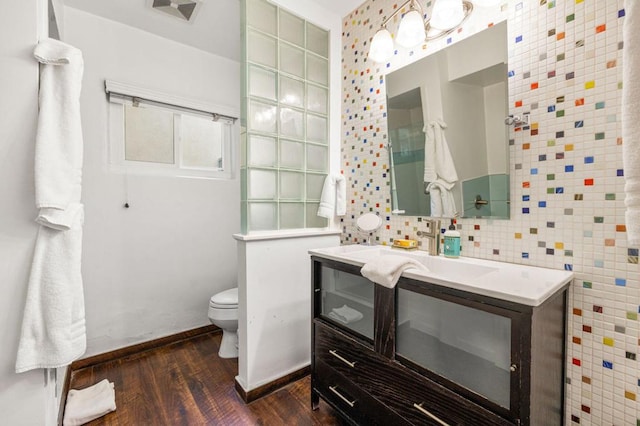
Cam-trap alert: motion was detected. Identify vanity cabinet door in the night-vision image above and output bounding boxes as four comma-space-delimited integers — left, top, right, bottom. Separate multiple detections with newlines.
312, 258, 375, 342
395, 280, 526, 423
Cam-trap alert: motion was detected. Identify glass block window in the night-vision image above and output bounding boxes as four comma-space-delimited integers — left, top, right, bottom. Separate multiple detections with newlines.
241, 0, 329, 232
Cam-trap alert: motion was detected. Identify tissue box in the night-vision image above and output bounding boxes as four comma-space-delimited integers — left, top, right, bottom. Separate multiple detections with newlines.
392, 239, 418, 249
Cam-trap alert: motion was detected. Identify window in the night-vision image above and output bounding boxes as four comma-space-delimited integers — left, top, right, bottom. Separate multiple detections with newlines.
106, 80, 237, 179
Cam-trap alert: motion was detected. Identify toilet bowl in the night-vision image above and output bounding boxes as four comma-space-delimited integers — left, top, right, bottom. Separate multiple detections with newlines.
208, 287, 238, 359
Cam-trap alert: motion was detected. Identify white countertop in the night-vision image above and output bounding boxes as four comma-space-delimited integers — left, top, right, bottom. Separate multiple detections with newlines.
309, 245, 574, 307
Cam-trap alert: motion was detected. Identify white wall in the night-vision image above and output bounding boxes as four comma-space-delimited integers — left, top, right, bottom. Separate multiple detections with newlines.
64, 7, 241, 356
236, 0, 343, 392
0, 0, 51, 424
484, 81, 508, 175
236, 233, 340, 391
447, 22, 508, 82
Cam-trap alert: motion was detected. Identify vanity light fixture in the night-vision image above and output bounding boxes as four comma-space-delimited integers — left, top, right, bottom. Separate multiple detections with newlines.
368, 0, 473, 63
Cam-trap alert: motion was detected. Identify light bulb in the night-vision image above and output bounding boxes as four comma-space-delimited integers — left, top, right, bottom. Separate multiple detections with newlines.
369, 28, 394, 63
396, 9, 426, 48
430, 0, 464, 30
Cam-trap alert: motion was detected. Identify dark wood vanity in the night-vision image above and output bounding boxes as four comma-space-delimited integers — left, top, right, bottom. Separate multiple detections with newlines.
310, 256, 569, 425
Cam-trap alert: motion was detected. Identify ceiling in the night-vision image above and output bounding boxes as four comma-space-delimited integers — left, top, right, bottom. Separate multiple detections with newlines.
62, 0, 364, 62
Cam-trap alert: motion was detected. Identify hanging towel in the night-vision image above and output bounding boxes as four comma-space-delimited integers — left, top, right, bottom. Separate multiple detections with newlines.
426, 180, 457, 217
317, 174, 346, 219
361, 255, 428, 288
63, 379, 116, 426
423, 120, 459, 185
33, 38, 84, 220
623, 0, 640, 246
16, 207, 86, 372
16, 38, 86, 373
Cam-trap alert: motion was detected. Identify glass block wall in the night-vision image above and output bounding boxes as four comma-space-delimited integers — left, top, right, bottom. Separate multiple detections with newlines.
240, 0, 329, 233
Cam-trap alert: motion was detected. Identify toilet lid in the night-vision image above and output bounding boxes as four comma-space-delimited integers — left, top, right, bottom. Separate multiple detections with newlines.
211, 287, 238, 306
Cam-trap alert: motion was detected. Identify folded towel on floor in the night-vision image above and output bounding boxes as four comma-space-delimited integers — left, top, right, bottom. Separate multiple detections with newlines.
317, 174, 346, 219
329, 304, 363, 324
63, 379, 116, 426
361, 255, 428, 288
623, 0, 640, 245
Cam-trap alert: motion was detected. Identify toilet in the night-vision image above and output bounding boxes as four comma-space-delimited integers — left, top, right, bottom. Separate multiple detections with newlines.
208, 287, 239, 358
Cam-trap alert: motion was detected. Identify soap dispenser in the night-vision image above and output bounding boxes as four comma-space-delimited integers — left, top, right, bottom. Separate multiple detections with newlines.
443, 219, 460, 258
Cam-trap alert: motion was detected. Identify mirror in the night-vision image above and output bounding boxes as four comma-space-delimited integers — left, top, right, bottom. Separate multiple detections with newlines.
356, 213, 383, 245
386, 21, 510, 219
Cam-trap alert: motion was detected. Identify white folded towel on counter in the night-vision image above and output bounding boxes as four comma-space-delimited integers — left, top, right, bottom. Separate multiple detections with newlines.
63, 379, 116, 426
329, 304, 363, 324
361, 255, 429, 288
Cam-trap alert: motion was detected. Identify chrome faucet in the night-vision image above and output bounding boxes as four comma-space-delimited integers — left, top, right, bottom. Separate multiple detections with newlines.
416, 219, 440, 255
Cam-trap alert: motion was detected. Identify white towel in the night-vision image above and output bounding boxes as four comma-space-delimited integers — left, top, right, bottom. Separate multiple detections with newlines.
329, 304, 364, 324
36, 202, 84, 231
16, 206, 86, 372
34, 38, 84, 224
623, 0, 640, 246
16, 38, 86, 373
317, 174, 347, 218
63, 379, 116, 426
423, 120, 459, 185
361, 255, 428, 288
426, 180, 457, 217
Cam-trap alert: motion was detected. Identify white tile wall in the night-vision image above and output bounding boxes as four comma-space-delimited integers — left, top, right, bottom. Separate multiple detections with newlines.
341, 0, 638, 423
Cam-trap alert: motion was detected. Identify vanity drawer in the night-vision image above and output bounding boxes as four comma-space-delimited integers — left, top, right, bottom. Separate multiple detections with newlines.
315, 320, 512, 425
366, 359, 513, 426
315, 319, 375, 381
314, 359, 407, 426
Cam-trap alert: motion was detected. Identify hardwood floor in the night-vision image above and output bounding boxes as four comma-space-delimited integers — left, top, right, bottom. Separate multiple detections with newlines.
68, 330, 345, 425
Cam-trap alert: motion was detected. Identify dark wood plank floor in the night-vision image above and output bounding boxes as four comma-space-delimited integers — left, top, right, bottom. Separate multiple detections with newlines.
68, 331, 345, 425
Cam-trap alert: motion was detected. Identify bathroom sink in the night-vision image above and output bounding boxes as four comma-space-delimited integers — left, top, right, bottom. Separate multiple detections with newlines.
341, 246, 497, 281
309, 244, 574, 306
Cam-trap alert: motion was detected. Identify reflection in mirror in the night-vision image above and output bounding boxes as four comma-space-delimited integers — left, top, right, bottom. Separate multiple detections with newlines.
386, 21, 510, 219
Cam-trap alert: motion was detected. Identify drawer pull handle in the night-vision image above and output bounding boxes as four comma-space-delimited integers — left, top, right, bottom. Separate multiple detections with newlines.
413, 403, 450, 426
329, 350, 356, 368
329, 385, 356, 408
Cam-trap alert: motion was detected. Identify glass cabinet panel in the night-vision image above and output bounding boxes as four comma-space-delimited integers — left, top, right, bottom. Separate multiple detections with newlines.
396, 288, 512, 408
319, 266, 374, 340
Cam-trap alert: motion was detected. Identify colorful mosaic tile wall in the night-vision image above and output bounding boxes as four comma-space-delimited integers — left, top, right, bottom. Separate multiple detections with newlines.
341, 0, 639, 424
